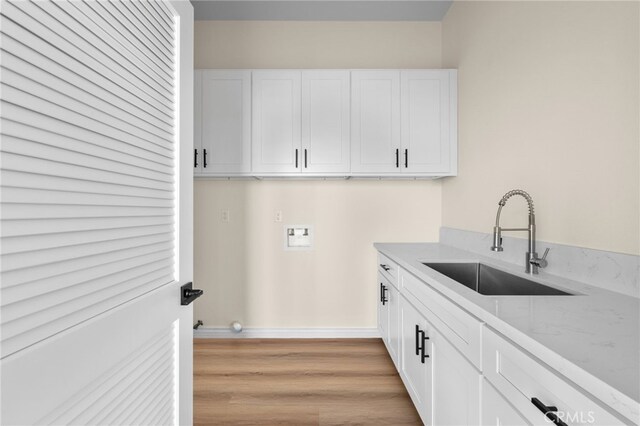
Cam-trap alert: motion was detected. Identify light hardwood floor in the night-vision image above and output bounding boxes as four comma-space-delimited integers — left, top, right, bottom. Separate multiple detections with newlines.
194, 338, 422, 425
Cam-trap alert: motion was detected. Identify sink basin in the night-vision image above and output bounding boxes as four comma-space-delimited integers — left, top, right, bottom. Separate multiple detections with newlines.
423, 262, 573, 296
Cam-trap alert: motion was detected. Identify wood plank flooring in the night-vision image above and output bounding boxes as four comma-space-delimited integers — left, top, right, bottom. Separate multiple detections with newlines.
194, 338, 422, 425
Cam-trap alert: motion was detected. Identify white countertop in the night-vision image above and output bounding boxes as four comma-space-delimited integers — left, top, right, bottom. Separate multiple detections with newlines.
374, 242, 640, 423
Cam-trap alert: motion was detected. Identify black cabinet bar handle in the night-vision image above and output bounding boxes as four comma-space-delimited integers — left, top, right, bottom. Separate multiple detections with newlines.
531, 398, 567, 426
420, 331, 430, 363
304, 149, 308, 168
203, 149, 208, 168
404, 149, 408, 168
379, 282, 383, 303
415, 325, 421, 356
380, 264, 391, 272
381, 285, 388, 305
395, 149, 399, 168
295, 149, 299, 168
194, 149, 198, 168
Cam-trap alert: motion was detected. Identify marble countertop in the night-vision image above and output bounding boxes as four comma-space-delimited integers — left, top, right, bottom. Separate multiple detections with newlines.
375, 242, 640, 423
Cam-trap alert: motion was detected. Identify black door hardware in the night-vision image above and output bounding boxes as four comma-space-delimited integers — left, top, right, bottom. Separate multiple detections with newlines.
380, 264, 391, 272
404, 149, 408, 168
194, 149, 198, 168
395, 149, 399, 168
304, 149, 308, 168
181, 282, 203, 306
531, 398, 568, 426
380, 284, 388, 305
203, 149, 208, 168
415, 324, 430, 363
295, 149, 299, 168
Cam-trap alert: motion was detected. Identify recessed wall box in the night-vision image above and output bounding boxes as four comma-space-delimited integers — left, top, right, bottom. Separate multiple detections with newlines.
285, 226, 313, 250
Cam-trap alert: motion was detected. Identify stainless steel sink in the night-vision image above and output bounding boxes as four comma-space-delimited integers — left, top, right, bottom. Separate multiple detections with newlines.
423, 262, 573, 296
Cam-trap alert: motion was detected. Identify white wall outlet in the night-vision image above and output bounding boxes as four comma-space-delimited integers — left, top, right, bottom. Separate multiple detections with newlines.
275, 210, 283, 222
221, 209, 230, 223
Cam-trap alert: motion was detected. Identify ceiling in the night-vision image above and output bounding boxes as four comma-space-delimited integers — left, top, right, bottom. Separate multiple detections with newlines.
191, 0, 453, 21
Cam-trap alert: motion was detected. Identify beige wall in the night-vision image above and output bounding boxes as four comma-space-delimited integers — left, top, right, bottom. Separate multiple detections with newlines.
195, 180, 441, 327
194, 21, 443, 328
195, 21, 442, 69
441, 1, 640, 255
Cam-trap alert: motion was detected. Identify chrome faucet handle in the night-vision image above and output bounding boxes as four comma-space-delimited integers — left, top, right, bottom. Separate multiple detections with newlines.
531, 248, 550, 268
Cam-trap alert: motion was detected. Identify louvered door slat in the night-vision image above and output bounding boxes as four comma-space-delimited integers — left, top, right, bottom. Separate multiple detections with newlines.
61, 0, 173, 87
1, 269, 174, 354
71, 2, 175, 87
0, 203, 174, 220
3, 186, 173, 208
83, 0, 173, 75
2, 79, 171, 156
106, 0, 174, 63
1, 52, 173, 142
2, 112, 173, 172
7, 0, 174, 106
1, 105, 174, 166
83, 344, 173, 425
0, 10, 174, 118
138, 0, 174, 40
1, 101, 173, 162
2, 137, 173, 184
37, 327, 175, 425
0, 169, 172, 199
2, 260, 174, 326
1, 35, 173, 131
1, 151, 173, 192
32, 0, 174, 98
2, 240, 174, 291
1, 224, 172, 255
123, 0, 174, 53
1, 69, 173, 150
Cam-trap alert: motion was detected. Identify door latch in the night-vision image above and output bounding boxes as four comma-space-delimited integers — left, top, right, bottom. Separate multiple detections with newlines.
181, 282, 203, 306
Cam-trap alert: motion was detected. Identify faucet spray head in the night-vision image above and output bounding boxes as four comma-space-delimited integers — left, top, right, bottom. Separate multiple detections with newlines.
490, 226, 504, 252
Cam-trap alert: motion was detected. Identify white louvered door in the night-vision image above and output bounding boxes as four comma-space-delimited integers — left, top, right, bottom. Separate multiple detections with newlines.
0, 0, 194, 424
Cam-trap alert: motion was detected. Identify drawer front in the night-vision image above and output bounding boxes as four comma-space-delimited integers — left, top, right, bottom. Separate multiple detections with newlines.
378, 252, 399, 289
400, 268, 482, 369
483, 326, 630, 426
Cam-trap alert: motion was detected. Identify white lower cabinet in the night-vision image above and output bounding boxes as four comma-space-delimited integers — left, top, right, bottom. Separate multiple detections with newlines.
399, 293, 480, 425
378, 271, 400, 368
377, 252, 633, 426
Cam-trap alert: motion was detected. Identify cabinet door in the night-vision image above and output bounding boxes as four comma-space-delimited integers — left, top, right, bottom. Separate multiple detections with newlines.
432, 328, 481, 425
401, 70, 456, 175
351, 71, 400, 174
400, 296, 432, 424
252, 71, 302, 173
377, 274, 389, 343
198, 70, 251, 174
387, 283, 400, 368
482, 379, 531, 426
301, 71, 350, 174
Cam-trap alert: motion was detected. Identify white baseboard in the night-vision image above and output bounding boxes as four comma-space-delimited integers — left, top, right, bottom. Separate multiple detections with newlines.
193, 327, 380, 339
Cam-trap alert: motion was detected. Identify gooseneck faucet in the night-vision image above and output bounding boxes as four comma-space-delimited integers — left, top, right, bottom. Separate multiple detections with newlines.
490, 189, 549, 274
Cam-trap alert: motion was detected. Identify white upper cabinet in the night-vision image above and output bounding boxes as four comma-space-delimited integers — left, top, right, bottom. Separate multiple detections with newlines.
401, 70, 457, 175
252, 70, 302, 173
351, 71, 401, 174
195, 70, 251, 175
301, 71, 350, 174
196, 68, 457, 178
351, 70, 457, 176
